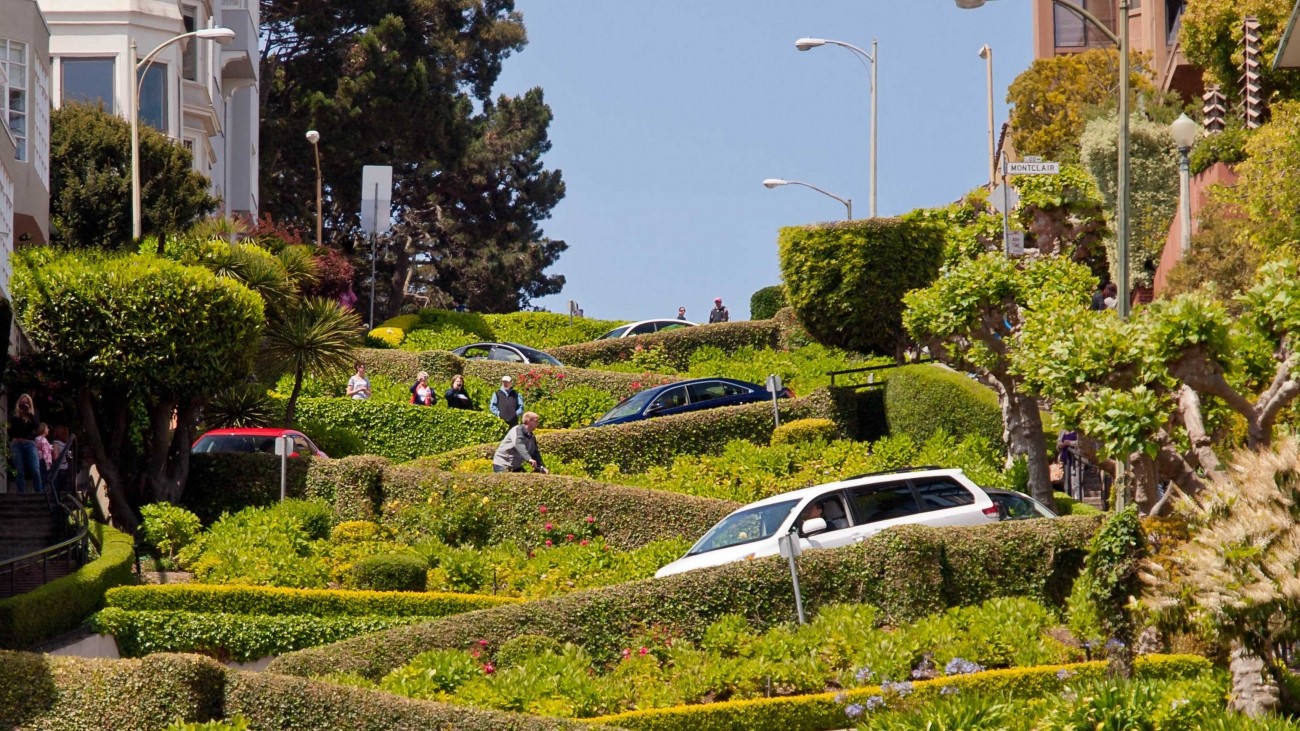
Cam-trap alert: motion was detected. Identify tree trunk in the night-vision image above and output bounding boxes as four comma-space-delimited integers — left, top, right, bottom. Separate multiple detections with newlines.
284, 367, 304, 427
1011, 392, 1054, 505
1229, 641, 1280, 717
1130, 453, 1160, 515
143, 400, 197, 505
385, 236, 413, 320
77, 388, 139, 534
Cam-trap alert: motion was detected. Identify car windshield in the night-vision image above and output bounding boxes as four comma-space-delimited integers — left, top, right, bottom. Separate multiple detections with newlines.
687, 499, 801, 556
518, 346, 562, 366
192, 435, 277, 454
598, 325, 630, 340
596, 389, 657, 422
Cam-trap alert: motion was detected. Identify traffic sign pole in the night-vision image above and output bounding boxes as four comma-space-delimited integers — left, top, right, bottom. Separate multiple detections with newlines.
1001, 158, 1012, 257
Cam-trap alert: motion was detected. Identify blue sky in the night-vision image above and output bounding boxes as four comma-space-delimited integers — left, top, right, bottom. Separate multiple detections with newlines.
495, 1, 1033, 321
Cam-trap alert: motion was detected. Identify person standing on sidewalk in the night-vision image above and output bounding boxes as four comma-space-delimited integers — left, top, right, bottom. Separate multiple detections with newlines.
489, 375, 524, 428
9, 393, 43, 493
492, 412, 547, 473
708, 297, 730, 323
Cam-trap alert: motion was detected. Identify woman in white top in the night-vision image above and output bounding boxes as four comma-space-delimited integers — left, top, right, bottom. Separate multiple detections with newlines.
346, 363, 371, 399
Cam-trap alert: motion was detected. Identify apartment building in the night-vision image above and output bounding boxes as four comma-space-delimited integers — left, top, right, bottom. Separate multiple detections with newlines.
37, 0, 259, 221
0, 0, 52, 257
1031, 0, 1202, 100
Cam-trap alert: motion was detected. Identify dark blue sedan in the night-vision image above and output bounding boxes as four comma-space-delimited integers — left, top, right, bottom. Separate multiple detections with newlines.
589, 377, 792, 427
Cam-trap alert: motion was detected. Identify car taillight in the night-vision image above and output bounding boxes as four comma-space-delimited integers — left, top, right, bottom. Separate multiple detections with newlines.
783, 387, 796, 398
982, 505, 1000, 519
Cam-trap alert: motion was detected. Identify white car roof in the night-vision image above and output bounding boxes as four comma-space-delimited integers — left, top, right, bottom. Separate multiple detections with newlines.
626, 318, 699, 327
738, 467, 971, 510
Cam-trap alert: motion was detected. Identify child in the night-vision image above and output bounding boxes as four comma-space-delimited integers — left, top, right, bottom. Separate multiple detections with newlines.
35, 423, 53, 488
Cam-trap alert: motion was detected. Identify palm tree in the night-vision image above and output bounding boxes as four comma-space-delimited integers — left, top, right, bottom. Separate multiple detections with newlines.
264, 297, 363, 426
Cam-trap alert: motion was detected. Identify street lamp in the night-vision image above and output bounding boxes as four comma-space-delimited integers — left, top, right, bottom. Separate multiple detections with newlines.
794, 37, 878, 218
979, 44, 996, 187
957, 0, 1131, 319
1170, 113, 1198, 254
763, 178, 852, 220
130, 27, 236, 241
305, 129, 323, 248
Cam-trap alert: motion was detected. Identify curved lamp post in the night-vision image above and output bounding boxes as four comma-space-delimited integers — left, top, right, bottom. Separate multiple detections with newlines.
794, 37, 877, 218
1170, 113, 1198, 254
763, 178, 852, 220
956, 0, 1131, 319
306, 129, 323, 247
130, 27, 236, 241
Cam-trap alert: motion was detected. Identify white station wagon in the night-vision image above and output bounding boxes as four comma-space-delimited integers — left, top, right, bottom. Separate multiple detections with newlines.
655, 467, 1001, 578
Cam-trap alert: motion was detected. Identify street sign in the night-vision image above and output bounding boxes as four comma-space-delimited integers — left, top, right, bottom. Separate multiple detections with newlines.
1007, 231, 1026, 256
360, 165, 394, 236
273, 436, 294, 456
1006, 161, 1060, 175
989, 183, 1019, 214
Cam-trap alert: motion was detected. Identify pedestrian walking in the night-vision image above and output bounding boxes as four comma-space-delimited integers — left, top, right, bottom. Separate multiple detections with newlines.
445, 374, 475, 410
708, 297, 730, 323
489, 375, 525, 428
9, 393, 42, 493
492, 412, 547, 473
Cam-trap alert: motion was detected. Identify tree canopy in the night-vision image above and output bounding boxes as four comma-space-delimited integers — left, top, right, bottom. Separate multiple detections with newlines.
12, 251, 264, 529
49, 103, 217, 248
1180, 0, 1300, 108
258, 0, 566, 314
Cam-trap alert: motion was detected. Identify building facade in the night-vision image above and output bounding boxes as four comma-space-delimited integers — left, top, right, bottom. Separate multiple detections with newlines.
0, 0, 52, 253
1031, 0, 1203, 100
36, 0, 259, 222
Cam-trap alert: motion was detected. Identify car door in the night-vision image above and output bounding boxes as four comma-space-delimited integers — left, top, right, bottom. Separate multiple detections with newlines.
909, 475, 992, 527
489, 345, 526, 363
843, 480, 926, 543
628, 321, 659, 337
646, 385, 691, 418
290, 434, 314, 457
460, 344, 492, 360
796, 491, 859, 552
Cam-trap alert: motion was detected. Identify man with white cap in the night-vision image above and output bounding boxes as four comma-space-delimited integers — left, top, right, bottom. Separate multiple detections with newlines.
489, 374, 525, 428
708, 297, 730, 323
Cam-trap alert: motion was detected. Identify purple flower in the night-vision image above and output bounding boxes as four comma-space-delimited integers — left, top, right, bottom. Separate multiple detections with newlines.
854, 666, 874, 683
845, 703, 865, 719
1104, 638, 1126, 653
1056, 668, 1074, 680
944, 658, 984, 676
879, 679, 893, 693
892, 681, 914, 697
940, 685, 959, 696
865, 695, 885, 711
833, 692, 847, 704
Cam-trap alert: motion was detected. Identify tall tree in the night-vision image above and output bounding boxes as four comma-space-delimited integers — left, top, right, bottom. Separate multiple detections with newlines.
258, 0, 565, 313
12, 252, 263, 531
1180, 0, 1300, 109
49, 103, 217, 249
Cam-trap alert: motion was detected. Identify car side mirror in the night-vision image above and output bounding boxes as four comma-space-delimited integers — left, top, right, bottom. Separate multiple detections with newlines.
802, 517, 827, 535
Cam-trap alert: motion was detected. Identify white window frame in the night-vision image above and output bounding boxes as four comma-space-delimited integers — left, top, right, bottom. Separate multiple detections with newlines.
1, 39, 28, 162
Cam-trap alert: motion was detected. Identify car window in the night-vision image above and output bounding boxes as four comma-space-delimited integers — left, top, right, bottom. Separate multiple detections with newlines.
995, 493, 1055, 520
687, 380, 750, 404
658, 323, 689, 333
192, 435, 260, 453
460, 345, 492, 360
292, 435, 313, 455
798, 493, 852, 535
848, 482, 922, 524
598, 325, 630, 340
912, 477, 976, 512
489, 346, 525, 363
520, 347, 562, 366
687, 499, 801, 555
630, 322, 657, 335
597, 389, 657, 422
649, 385, 689, 412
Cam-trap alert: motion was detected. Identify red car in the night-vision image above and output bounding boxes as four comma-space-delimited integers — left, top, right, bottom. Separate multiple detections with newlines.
191, 428, 328, 458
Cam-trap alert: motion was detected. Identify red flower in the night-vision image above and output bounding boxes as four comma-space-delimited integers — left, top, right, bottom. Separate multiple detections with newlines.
470, 649, 481, 658
539, 505, 548, 514
580, 539, 589, 546
585, 515, 595, 523
479, 639, 489, 647
545, 539, 553, 547
566, 534, 575, 541
639, 647, 648, 656
483, 663, 495, 674
545, 523, 553, 531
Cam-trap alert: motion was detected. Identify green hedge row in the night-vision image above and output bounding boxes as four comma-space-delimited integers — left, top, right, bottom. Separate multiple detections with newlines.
0, 522, 135, 649
749, 286, 788, 321
435, 389, 843, 474
547, 320, 782, 369
183, 453, 313, 524
379, 309, 625, 351
268, 515, 1102, 680
591, 654, 1211, 731
381, 466, 738, 550
884, 364, 1004, 449
354, 348, 460, 382
92, 608, 429, 662
0, 650, 622, 731
104, 584, 519, 617
461, 360, 676, 399
182, 454, 733, 550
293, 397, 504, 462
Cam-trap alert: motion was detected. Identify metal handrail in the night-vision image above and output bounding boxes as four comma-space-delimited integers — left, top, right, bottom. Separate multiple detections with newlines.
1, 438, 90, 597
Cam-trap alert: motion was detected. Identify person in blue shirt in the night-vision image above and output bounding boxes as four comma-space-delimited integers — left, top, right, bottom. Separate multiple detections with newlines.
489, 375, 524, 428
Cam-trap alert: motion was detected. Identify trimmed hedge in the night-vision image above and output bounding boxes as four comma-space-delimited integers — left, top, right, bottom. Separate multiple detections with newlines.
386, 309, 626, 351
223, 670, 625, 731
548, 320, 782, 370
92, 608, 428, 662
884, 364, 1004, 448
749, 285, 787, 321
293, 397, 503, 462
350, 553, 427, 592
267, 515, 1102, 680
381, 466, 738, 550
590, 654, 1211, 731
779, 218, 946, 357
183, 453, 313, 524
303, 455, 390, 522
104, 584, 519, 617
434, 390, 842, 475
770, 418, 839, 446
461, 360, 678, 399
0, 522, 135, 649
0, 651, 227, 729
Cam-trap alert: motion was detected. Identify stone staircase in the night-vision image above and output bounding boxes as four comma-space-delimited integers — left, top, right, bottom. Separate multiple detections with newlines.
0, 493, 71, 598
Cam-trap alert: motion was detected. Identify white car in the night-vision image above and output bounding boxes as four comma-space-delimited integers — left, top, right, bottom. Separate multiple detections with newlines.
597, 319, 698, 339
654, 467, 1000, 578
